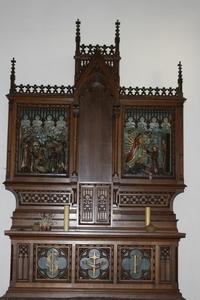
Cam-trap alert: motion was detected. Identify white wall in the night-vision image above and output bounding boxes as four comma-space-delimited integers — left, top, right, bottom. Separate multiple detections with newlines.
0, 0, 199, 298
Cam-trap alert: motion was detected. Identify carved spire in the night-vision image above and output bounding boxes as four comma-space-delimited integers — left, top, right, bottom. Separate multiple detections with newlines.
10, 57, 16, 94
177, 61, 183, 95
75, 19, 81, 53
115, 20, 120, 54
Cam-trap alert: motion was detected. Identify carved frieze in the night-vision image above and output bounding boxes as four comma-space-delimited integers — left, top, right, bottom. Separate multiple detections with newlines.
14, 84, 74, 96
117, 192, 172, 207
17, 190, 72, 205
120, 86, 178, 97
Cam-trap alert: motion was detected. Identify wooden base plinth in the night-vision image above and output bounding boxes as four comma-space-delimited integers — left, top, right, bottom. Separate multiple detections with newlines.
4, 288, 186, 300
4, 231, 185, 300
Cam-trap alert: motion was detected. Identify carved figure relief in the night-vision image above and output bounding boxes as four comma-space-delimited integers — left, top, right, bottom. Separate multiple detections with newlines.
17, 105, 69, 175
123, 108, 174, 177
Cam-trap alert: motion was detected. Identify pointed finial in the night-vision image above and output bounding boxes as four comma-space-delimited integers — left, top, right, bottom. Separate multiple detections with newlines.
10, 57, 16, 93
75, 19, 81, 53
115, 20, 120, 53
178, 61, 183, 95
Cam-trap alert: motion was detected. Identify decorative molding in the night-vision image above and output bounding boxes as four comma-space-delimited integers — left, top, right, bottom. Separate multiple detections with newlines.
120, 86, 179, 97
17, 190, 72, 205
11, 84, 180, 98
117, 192, 171, 207
79, 44, 116, 56
12, 84, 74, 96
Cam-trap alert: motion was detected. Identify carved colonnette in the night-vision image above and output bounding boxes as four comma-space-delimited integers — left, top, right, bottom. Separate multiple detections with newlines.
4, 20, 186, 299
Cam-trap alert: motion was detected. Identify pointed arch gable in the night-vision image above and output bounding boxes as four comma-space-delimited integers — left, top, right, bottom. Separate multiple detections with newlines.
74, 53, 119, 103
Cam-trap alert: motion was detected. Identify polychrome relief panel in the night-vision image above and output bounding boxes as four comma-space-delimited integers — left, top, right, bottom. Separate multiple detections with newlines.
34, 244, 71, 281
118, 246, 155, 282
122, 107, 175, 178
16, 105, 69, 175
76, 245, 113, 282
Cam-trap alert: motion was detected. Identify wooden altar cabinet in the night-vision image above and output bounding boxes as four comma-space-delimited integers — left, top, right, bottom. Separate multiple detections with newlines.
4, 20, 186, 299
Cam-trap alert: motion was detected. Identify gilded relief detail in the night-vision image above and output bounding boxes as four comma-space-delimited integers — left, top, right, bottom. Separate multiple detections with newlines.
118, 246, 154, 281
77, 246, 113, 282
35, 245, 71, 281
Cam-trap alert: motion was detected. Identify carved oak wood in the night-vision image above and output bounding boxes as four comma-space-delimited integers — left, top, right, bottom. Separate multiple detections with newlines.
3, 20, 186, 299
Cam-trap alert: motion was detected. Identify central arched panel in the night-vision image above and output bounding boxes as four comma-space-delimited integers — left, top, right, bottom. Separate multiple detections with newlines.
78, 83, 113, 182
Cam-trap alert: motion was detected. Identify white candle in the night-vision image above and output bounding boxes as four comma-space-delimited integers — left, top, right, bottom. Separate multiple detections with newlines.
145, 207, 151, 226
64, 205, 69, 231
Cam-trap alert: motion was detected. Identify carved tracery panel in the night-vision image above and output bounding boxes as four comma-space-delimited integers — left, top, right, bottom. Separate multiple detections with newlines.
79, 183, 111, 225
17, 244, 30, 281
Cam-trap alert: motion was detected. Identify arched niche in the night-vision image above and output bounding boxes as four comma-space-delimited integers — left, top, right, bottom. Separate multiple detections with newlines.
77, 69, 114, 182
